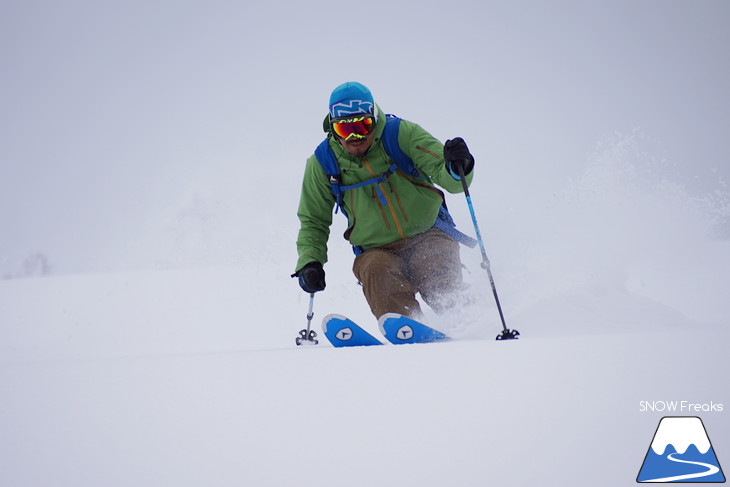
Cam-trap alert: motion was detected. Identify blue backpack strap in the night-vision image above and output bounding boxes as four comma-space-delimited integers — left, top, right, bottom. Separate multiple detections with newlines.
434, 206, 477, 248
314, 139, 346, 214
382, 115, 419, 177
340, 164, 398, 206
314, 138, 369, 255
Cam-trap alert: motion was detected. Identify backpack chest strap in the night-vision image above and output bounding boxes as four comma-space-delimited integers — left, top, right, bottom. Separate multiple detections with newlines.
339, 163, 398, 206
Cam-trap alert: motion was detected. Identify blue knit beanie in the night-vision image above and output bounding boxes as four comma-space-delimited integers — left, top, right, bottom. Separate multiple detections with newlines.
329, 82, 375, 118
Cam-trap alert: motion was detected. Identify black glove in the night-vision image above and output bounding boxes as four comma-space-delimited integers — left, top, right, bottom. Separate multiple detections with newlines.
444, 137, 475, 179
294, 262, 326, 293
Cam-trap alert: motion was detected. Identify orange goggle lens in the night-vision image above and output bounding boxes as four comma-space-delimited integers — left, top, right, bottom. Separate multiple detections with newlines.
332, 116, 375, 140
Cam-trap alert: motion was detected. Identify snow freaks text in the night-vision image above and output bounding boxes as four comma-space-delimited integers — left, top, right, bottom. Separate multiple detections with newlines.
639, 401, 724, 413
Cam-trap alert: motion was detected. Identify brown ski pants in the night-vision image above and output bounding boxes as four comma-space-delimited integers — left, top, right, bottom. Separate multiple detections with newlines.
352, 229, 463, 320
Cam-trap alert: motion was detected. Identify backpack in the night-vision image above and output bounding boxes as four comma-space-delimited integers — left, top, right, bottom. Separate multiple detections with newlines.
314, 114, 476, 254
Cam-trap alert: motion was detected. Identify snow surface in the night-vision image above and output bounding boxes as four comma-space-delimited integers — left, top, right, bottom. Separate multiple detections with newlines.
2, 2, 729, 486
1, 130, 728, 487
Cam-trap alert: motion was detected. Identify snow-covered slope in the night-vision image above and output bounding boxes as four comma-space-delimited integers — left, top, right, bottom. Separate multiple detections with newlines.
1, 265, 727, 486
2, 141, 728, 486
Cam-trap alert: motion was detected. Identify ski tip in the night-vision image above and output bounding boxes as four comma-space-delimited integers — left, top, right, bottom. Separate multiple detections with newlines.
321, 313, 349, 334
377, 312, 438, 329
322, 314, 384, 347
377, 312, 402, 335
378, 313, 449, 344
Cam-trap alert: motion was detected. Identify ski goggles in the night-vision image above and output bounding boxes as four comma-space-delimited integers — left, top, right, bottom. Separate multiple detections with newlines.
331, 115, 376, 140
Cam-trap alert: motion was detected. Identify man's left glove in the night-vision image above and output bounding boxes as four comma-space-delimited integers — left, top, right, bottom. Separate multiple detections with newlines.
444, 137, 475, 180
294, 261, 326, 293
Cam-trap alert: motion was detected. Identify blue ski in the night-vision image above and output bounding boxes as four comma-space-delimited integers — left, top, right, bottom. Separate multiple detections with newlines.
322, 313, 450, 347
322, 314, 383, 347
378, 313, 449, 344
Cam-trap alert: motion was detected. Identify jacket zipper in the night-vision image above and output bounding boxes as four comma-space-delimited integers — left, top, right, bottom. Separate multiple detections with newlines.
373, 187, 391, 229
363, 156, 405, 239
388, 181, 409, 223
344, 190, 356, 240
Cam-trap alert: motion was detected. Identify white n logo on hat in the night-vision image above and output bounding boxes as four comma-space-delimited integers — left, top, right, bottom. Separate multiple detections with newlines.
331, 100, 374, 118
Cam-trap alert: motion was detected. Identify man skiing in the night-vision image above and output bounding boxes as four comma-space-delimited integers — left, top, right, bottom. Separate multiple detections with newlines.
293, 81, 476, 321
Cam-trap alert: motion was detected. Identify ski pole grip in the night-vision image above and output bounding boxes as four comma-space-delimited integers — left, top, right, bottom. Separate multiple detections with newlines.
457, 165, 471, 197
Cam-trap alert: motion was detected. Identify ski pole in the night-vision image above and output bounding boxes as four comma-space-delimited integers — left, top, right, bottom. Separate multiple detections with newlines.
296, 293, 319, 346
457, 165, 520, 340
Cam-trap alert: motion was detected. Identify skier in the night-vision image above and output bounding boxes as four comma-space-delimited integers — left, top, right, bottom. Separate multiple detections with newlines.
293, 81, 475, 321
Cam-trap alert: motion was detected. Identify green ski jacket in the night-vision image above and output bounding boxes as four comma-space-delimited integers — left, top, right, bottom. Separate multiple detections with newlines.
295, 106, 473, 272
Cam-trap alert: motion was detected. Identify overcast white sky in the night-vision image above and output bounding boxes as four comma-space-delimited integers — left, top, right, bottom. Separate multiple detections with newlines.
1, 0, 728, 276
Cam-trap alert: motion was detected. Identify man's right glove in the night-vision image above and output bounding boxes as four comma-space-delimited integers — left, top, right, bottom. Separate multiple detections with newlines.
444, 137, 475, 180
294, 261, 326, 293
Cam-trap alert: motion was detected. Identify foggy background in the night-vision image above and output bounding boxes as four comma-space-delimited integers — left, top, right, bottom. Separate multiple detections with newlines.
1, 0, 728, 278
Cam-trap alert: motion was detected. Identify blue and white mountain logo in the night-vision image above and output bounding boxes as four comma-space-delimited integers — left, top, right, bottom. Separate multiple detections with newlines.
637, 416, 725, 483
